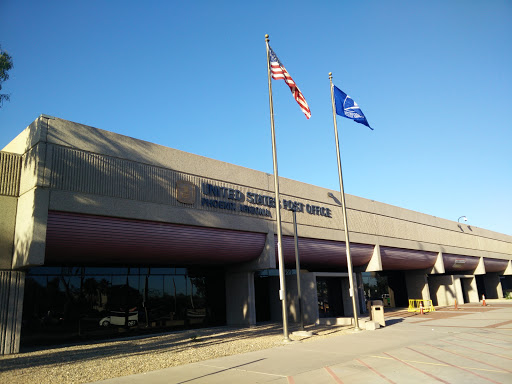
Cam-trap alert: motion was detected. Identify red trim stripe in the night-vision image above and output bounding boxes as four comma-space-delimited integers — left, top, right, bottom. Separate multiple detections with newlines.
442, 339, 512, 361
451, 336, 512, 350
357, 359, 396, 384
382, 353, 449, 383
427, 343, 512, 374
407, 347, 501, 383
324, 366, 344, 383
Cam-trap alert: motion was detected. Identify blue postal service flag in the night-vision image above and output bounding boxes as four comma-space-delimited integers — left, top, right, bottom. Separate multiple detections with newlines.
333, 86, 372, 130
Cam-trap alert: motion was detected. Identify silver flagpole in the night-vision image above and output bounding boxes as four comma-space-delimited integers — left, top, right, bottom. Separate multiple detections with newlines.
329, 72, 361, 331
266, 34, 290, 342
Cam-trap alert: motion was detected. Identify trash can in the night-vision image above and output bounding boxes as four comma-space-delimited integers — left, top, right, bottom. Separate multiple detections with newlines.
367, 299, 384, 314
371, 305, 385, 327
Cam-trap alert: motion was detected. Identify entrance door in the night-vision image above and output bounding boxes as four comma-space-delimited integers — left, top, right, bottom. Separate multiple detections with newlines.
385, 271, 409, 307
254, 274, 271, 322
460, 278, 470, 303
476, 275, 486, 299
317, 277, 344, 318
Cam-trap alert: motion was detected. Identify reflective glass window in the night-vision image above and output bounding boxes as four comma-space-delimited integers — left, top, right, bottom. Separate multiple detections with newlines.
27, 267, 61, 275
22, 264, 225, 347
150, 268, 172, 275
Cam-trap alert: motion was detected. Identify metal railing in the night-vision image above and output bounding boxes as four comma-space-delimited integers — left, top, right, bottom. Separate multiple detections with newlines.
408, 299, 435, 313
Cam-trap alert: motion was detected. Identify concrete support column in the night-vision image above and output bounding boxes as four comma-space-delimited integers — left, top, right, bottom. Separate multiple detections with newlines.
483, 273, 503, 299
285, 272, 316, 325
405, 271, 430, 301
340, 277, 360, 317
453, 277, 464, 305
225, 271, 256, 326
0, 270, 25, 355
427, 275, 456, 306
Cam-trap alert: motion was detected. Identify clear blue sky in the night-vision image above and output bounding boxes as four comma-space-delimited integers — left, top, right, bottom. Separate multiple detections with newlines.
1, 1, 511, 235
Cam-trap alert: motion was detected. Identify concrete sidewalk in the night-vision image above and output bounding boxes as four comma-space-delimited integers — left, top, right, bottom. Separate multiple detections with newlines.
90, 301, 512, 384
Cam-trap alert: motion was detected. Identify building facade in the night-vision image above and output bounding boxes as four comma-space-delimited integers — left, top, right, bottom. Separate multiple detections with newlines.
1, 115, 511, 354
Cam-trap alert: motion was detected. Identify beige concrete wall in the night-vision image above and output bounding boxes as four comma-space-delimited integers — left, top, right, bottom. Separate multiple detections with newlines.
43, 118, 512, 261
43, 146, 511, 259
12, 188, 49, 268
3, 116, 512, 269
45, 117, 271, 191
0, 152, 22, 270
1, 118, 51, 269
1, 117, 47, 155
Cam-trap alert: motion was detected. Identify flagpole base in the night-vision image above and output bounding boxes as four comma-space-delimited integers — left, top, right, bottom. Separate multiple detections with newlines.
292, 330, 313, 338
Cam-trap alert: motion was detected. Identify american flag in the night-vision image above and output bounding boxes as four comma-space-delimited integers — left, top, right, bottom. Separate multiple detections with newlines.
268, 46, 311, 119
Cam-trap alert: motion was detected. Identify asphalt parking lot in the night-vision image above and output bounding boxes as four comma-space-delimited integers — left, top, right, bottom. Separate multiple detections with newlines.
90, 300, 512, 384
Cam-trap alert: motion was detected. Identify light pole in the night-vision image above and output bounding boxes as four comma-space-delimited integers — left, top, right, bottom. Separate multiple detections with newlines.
458, 216, 468, 223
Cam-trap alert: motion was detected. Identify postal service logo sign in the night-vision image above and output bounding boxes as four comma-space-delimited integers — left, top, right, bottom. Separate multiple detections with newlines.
176, 180, 196, 204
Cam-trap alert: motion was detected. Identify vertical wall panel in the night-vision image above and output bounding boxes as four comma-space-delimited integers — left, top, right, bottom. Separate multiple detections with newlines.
0, 152, 22, 197
0, 271, 25, 355
48, 145, 279, 219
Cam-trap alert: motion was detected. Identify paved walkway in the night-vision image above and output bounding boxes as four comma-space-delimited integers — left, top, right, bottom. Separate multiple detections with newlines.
90, 301, 512, 384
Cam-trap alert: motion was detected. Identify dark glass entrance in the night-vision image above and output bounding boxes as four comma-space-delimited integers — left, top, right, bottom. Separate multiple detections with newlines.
254, 273, 271, 322
317, 277, 344, 318
382, 271, 408, 307
476, 275, 486, 299
460, 278, 470, 303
